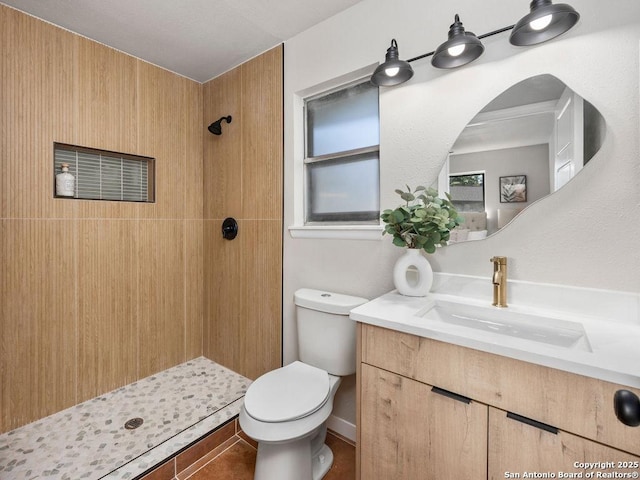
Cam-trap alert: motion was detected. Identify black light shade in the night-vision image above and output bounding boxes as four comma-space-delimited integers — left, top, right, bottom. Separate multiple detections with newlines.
509, 0, 580, 46
432, 15, 484, 69
208, 115, 232, 135
371, 39, 414, 87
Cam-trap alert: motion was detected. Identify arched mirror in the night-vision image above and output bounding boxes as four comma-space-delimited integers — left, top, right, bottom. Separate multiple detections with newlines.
437, 74, 606, 243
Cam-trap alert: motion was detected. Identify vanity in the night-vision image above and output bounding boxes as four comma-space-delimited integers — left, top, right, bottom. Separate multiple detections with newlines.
346, 20, 640, 479
351, 275, 640, 480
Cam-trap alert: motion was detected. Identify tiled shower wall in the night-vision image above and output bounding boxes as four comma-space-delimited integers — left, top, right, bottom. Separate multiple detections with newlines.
202, 46, 283, 381
1, 5, 284, 435
0, 5, 204, 433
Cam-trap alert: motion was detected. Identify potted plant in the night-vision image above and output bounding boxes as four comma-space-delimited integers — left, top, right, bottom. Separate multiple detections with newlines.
381, 185, 463, 296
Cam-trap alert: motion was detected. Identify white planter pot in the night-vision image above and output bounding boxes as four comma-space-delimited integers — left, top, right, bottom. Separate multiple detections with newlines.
393, 248, 433, 297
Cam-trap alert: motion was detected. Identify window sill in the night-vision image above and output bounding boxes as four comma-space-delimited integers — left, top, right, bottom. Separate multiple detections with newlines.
288, 224, 384, 240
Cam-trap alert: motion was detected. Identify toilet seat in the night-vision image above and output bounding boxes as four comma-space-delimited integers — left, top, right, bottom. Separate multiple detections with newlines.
244, 361, 331, 423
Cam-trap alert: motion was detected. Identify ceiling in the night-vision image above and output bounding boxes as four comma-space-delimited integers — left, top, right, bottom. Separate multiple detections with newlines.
453, 75, 568, 155
481, 75, 567, 114
0, 0, 363, 83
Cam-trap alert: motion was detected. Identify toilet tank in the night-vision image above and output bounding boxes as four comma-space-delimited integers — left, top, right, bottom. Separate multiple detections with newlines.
294, 289, 369, 376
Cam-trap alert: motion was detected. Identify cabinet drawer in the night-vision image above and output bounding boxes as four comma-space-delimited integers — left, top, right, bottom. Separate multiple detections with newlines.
361, 323, 640, 456
360, 363, 487, 480
488, 406, 640, 479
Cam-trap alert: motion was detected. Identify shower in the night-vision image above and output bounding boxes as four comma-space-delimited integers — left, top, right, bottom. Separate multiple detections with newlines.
208, 115, 232, 135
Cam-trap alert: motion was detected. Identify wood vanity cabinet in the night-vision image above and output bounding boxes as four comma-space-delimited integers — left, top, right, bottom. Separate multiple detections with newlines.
356, 323, 640, 480
360, 363, 487, 480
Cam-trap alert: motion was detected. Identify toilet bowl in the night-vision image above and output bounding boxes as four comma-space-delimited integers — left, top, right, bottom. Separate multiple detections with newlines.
239, 362, 341, 480
239, 289, 368, 480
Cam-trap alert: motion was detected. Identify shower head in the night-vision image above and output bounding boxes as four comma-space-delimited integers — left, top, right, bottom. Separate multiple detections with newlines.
208, 115, 232, 135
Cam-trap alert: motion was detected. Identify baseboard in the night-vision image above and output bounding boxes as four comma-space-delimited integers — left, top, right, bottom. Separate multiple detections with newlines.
326, 414, 356, 443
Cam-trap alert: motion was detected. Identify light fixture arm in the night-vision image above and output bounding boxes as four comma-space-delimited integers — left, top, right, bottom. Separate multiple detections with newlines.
406, 24, 515, 64
388, 38, 399, 57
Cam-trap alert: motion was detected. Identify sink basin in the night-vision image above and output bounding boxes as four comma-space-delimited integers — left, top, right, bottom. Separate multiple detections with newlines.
420, 299, 592, 352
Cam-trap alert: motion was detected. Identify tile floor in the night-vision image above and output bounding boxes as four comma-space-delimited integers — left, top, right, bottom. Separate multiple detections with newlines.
184, 432, 355, 480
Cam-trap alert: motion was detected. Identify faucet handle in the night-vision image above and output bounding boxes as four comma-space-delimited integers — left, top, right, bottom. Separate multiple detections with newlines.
490, 256, 507, 265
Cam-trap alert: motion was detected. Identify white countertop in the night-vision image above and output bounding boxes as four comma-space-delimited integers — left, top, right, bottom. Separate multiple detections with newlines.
350, 288, 640, 389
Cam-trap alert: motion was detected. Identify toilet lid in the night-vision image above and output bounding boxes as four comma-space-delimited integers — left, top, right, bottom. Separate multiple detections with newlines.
244, 362, 331, 423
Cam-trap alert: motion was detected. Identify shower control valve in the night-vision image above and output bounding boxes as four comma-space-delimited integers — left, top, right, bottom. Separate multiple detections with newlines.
222, 217, 238, 240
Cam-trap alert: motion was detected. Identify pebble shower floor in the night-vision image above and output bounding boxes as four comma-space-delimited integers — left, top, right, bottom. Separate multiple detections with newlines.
0, 357, 251, 479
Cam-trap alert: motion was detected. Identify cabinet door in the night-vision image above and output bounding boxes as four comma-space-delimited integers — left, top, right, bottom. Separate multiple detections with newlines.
360, 363, 488, 480
488, 407, 640, 480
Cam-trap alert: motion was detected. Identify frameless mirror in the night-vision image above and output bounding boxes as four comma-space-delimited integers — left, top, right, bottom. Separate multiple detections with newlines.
437, 74, 605, 244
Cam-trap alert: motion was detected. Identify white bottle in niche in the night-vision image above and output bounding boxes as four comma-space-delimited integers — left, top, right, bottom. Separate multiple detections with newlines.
56, 163, 75, 197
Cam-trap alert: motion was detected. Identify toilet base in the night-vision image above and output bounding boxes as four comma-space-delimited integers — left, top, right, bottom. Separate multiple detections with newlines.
312, 444, 334, 480
253, 425, 334, 480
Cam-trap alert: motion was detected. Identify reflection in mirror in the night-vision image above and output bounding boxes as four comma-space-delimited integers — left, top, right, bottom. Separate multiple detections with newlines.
438, 74, 605, 243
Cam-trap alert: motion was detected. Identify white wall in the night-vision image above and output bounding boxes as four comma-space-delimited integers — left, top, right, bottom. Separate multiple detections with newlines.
283, 0, 640, 431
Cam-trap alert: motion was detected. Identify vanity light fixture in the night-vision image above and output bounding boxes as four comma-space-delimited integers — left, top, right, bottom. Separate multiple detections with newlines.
370, 0, 579, 87
431, 15, 485, 69
371, 39, 414, 87
509, 0, 580, 46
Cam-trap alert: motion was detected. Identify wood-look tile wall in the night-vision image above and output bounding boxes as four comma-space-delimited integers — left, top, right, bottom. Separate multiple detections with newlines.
202, 46, 283, 380
0, 5, 204, 432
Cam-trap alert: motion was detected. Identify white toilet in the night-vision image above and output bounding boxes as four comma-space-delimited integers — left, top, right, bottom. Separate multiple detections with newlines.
239, 288, 368, 480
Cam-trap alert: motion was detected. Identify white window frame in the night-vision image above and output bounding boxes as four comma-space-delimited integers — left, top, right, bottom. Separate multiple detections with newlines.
288, 70, 383, 240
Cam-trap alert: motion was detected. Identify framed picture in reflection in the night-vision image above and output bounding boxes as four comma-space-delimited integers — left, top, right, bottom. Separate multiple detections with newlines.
499, 175, 527, 203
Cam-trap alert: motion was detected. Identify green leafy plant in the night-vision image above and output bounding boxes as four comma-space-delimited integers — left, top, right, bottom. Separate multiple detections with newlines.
381, 185, 463, 254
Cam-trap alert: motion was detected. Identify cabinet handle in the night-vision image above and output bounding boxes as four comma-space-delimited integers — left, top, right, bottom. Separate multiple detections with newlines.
506, 412, 558, 434
614, 389, 640, 427
431, 386, 471, 404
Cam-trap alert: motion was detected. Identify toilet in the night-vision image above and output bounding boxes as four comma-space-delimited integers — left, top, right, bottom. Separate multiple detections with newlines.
239, 288, 368, 480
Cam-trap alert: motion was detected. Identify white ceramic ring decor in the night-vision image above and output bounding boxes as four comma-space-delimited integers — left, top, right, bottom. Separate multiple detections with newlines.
393, 248, 433, 297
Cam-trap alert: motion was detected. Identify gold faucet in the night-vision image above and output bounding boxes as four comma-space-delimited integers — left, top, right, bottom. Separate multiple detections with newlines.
490, 256, 508, 307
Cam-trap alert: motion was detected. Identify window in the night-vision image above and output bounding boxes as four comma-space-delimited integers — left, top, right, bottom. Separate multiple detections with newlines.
449, 173, 485, 212
304, 80, 379, 224
54, 143, 155, 202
